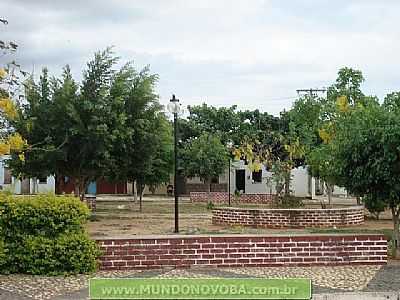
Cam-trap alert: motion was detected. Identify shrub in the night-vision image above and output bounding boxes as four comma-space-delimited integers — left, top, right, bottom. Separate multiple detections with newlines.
0, 194, 90, 239
363, 194, 386, 220
13, 233, 100, 275
272, 196, 304, 208
0, 237, 7, 270
206, 201, 214, 210
0, 194, 100, 275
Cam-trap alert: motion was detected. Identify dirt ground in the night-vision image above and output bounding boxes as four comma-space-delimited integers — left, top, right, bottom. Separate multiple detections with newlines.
86, 196, 394, 238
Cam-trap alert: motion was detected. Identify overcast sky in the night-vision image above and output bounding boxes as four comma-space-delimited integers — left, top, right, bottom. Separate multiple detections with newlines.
1, 0, 400, 115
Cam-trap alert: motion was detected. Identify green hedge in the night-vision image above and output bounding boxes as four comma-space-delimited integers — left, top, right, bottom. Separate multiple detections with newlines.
0, 194, 100, 275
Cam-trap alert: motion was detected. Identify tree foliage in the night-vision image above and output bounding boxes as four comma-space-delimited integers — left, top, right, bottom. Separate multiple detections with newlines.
181, 133, 228, 191
0, 19, 27, 157
8, 48, 171, 200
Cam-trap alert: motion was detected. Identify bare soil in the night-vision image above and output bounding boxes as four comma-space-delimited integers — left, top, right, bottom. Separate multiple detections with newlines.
87, 197, 394, 238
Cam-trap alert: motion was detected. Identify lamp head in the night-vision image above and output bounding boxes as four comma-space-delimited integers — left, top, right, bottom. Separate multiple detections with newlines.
167, 94, 181, 114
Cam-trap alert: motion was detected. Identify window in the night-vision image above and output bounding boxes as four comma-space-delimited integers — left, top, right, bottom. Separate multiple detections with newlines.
211, 176, 219, 184
3, 167, 11, 184
38, 176, 47, 184
252, 170, 262, 183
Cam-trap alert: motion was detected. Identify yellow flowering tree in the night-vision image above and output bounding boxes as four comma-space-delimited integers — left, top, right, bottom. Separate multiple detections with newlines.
0, 19, 28, 162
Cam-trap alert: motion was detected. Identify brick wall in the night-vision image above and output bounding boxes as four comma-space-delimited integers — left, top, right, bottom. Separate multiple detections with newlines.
97, 234, 386, 270
186, 184, 227, 194
190, 192, 274, 204
212, 206, 364, 228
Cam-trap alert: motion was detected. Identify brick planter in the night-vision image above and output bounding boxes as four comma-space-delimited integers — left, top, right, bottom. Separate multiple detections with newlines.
97, 234, 386, 270
190, 192, 274, 204
212, 206, 364, 228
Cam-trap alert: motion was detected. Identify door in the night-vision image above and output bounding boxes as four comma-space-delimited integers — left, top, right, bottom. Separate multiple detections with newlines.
21, 178, 30, 194
87, 181, 97, 195
235, 169, 245, 193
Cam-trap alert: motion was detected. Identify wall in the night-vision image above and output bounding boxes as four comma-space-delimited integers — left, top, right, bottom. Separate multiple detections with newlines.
291, 167, 309, 197
190, 192, 273, 204
212, 206, 364, 228
97, 234, 387, 270
0, 155, 56, 194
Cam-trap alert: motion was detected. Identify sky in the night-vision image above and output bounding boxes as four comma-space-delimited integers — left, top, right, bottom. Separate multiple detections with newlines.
1, 0, 400, 115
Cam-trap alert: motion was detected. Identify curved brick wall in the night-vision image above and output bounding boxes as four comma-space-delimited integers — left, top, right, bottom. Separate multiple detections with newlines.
212, 206, 364, 228
97, 234, 386, 270
190, 192, 273, 204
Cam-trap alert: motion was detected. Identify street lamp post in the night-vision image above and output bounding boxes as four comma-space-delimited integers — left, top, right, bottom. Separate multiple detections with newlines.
228, 158, 231, 206
226, 141, 233, 207
167, 94, 181, 233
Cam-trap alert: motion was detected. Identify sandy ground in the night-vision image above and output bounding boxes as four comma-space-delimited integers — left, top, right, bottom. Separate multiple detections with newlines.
87, 196, 394, 237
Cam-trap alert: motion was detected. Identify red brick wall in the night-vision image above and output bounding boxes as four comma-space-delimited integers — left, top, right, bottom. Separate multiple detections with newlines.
190, 192, 273, 204
186, 184, 227, 194
212, 206, 364, 228
97, 234, 386, 270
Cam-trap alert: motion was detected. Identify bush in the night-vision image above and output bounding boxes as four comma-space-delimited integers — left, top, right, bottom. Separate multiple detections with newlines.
272, 196, 304, 208
0, 237, 7, 270
206, 201, 214, 210
0, 194, 100, 275
363, 194, 386, 220
0, 194, 90, 238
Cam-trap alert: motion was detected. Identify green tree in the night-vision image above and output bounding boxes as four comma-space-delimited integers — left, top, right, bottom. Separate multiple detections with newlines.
327, 67, 364, 106
184, 104, 241, 145
331, 102, 400, 257
383, 92, 400, 112
287, 94, 323, 152
135, 116, 173, 211
307, 144, 337, 205
105, 62, 171, 207
8, 49, 134, 199
181, 133, 228, 193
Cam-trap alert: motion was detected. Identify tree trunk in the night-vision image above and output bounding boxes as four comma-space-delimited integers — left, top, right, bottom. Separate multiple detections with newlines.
75, 177, 88, 201
129, 179, 135, 210
205, 178, 212, 202
284, 173, 290, 196
139, 183, 144, 212
133, 180, 138, 203
326, 182, 332, 207
74, 178, 80, 198
391, 207, 400, 259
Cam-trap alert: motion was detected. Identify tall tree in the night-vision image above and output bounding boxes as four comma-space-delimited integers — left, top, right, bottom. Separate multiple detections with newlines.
330, 102, 400, 257
95, 59, 174, 210
181, 133, 228, 193
8, 49, 133, 199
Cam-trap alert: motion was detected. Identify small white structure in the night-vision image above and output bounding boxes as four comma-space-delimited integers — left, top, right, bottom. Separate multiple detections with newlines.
228, 160, 347, 199
0, 155, 55, 194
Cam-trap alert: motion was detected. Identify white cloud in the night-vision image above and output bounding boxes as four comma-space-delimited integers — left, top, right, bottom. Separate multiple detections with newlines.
1, 0, 399, 115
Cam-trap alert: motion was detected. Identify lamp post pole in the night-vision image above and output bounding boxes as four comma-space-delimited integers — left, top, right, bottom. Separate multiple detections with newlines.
168, 94, 181, 234
227, 141, 233, 207
228, 158, 231, 206
173, 109, 179, 233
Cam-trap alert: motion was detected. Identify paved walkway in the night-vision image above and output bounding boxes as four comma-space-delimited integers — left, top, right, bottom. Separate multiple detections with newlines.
1, 264, 399, 300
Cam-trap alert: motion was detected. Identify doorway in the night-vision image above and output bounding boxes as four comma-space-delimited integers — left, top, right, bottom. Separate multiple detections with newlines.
235, 169, 245, 193
21, 178, 30, 194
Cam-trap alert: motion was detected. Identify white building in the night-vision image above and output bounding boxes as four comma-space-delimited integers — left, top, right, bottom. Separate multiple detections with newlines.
227, 160, 347, 199
0, 156, 55, 194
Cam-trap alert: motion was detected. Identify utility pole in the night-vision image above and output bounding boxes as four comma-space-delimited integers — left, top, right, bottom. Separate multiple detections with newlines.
296, 88, 327, 98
